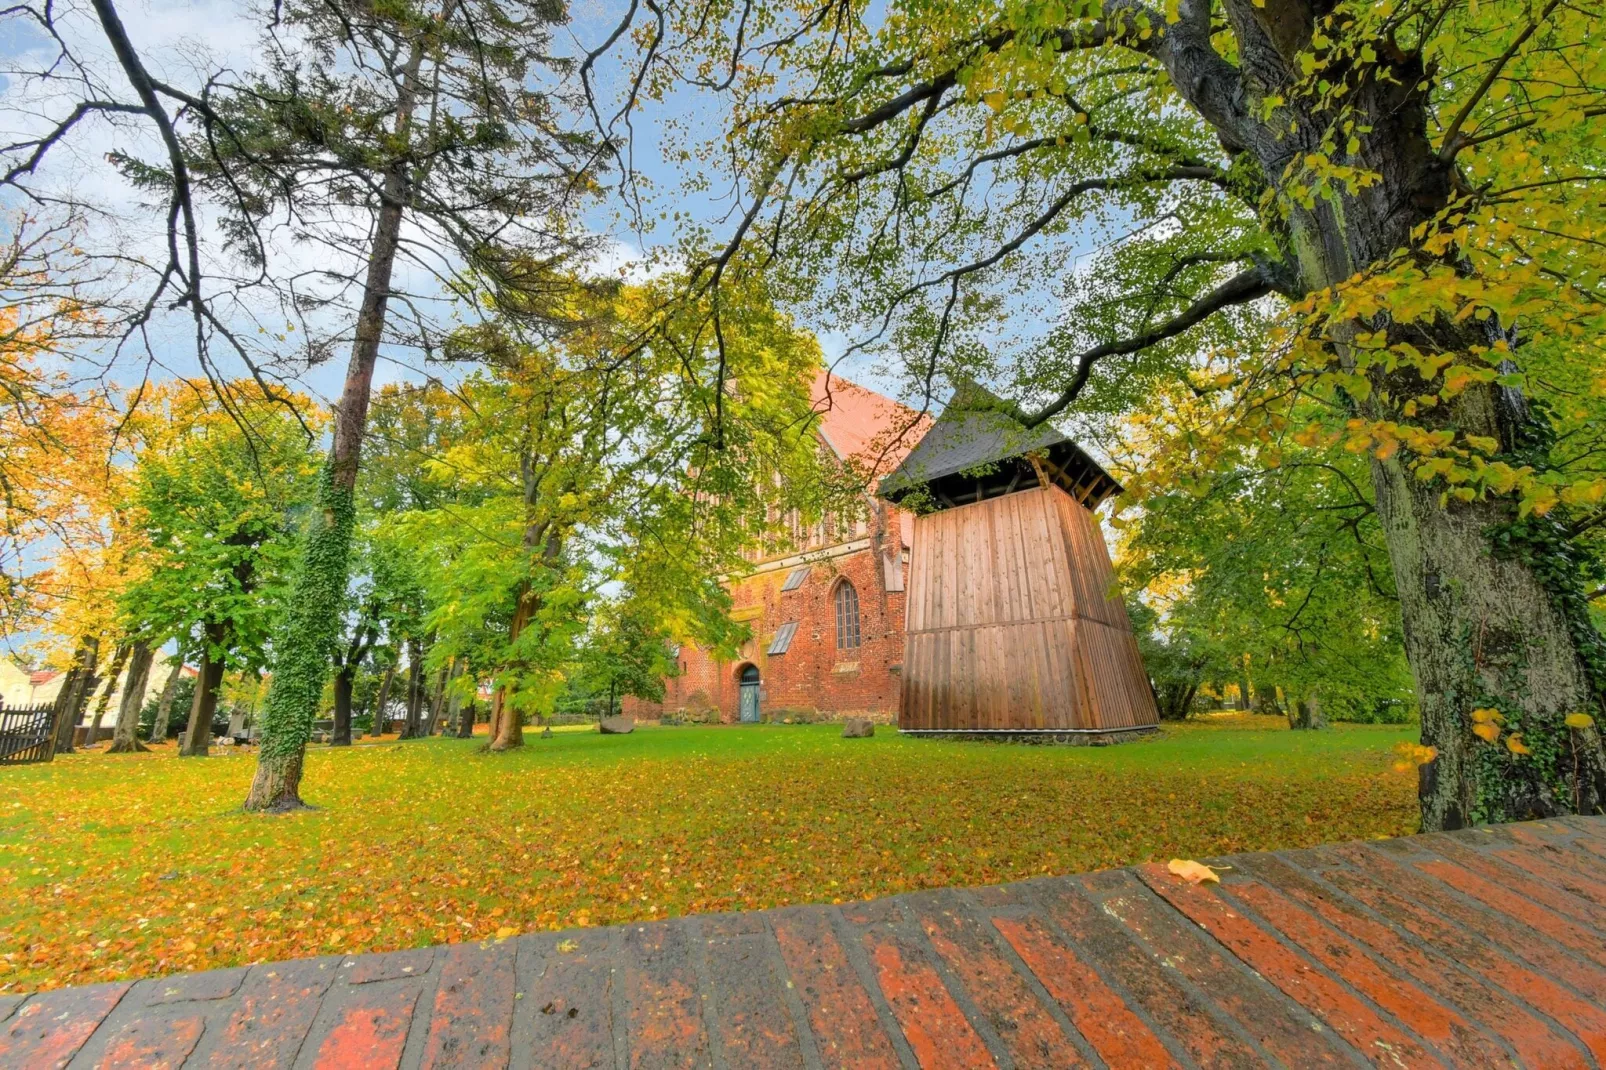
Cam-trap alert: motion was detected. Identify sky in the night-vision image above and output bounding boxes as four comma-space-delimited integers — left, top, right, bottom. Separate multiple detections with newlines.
0, 0, 929, 412
0, 0, 1132, 661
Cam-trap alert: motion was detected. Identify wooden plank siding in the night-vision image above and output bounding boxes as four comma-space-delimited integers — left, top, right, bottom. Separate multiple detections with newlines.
899, 486, 1159, 734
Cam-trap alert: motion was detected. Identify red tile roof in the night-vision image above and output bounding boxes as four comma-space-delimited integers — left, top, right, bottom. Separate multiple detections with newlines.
810, 369, 932, 480
28, 670, 58, 686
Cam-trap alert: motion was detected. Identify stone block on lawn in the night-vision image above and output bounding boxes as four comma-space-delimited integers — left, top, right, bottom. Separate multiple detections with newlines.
599, 716, 635, 735
841, 718, 874, 738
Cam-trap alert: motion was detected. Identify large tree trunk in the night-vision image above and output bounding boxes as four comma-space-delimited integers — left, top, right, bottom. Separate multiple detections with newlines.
108, 641, 155, 753
487, 521, 564, 753
244, 32, 433, 812
1202, 0, 1606, 827
420, 662, 450, 737
48, 667, 80, 754
331, 667, 355, 747
150, 653, 184, 744
49, 641, 88, 755
86, 642, 131, 745
52, 636, 101, 754
487, 588, 539, 753
457, 697, 477, 739
369, 663, 396, 738
1288, 694, 1326, 732
488, 689, 524, 751
1236, 671, 1252, 712
1373, 448, 1603, 826
181, 624, 227, 757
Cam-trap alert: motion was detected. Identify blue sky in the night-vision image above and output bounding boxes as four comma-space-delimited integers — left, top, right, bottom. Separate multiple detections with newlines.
0, 0, 922, 412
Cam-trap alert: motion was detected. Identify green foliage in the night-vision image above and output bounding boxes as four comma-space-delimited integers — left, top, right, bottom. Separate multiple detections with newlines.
593, 0, 1606, 823
185, 0, 594, 311
562, 599, 680, 717
375, 277, 834, 721
117, 383, 323, 669
1126, 599, 1213, 721
1115, 393, 1417, 722
139, 673, 195, 741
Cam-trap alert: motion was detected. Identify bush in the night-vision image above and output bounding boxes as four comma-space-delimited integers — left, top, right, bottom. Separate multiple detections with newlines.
1329, 697, 1415, 724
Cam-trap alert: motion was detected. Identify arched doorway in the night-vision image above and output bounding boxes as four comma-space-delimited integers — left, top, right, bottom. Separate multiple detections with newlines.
738, 664, 761, 723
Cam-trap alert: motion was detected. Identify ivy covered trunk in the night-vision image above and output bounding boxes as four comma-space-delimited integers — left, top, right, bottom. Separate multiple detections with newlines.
1217, 0, 1606, 827
243, 36, 424, 809
1369, 426, 1605, 826
108, 640, 154, 753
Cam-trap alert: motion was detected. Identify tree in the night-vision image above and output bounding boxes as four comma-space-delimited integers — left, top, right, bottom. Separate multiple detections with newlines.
337, 383, 468, 744
0, 219, 116, 638
144, 652, 189, 743
108, 639, 156, 752
1126, 599, 1213, 721
569, 599, 679, 721
84, 642, 131, 743
596, 0, 1606, 829
328, 533, 423, 746
1112, 382, 1417, 726
195, 0, 597, 810
117, 383, 323, 757
393, 278, 830, 750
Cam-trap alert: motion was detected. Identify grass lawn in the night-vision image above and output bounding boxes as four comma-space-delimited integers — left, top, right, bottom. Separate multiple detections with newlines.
0, 714, 1417, 992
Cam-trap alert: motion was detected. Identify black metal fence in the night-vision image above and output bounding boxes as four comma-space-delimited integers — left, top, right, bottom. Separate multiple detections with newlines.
0, 704, 57, 765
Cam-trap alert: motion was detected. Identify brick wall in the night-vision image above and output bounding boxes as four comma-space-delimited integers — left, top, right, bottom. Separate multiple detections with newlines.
625, 504, 911, 724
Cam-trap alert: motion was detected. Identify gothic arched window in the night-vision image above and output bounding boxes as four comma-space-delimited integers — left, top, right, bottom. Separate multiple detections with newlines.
834, 581, 861, 650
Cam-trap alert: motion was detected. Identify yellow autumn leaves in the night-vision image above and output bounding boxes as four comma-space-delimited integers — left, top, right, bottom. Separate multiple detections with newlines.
1166, 858, 1221, 885
0, 722, 1418, 992
1391, 742, 1438, 773
1468, 707, 1596, 755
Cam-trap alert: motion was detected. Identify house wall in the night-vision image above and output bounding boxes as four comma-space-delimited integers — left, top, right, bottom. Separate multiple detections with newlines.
625, 505, 912, 724
0, 656, 183, 723
0, 659, 33, 707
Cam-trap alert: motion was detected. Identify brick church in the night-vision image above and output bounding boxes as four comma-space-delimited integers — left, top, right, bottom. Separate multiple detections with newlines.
624, 370, 930, 724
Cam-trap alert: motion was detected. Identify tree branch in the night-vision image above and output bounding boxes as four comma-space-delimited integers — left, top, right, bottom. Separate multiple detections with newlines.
1438, 0, 1562, 159
1014, 266, 1275, 426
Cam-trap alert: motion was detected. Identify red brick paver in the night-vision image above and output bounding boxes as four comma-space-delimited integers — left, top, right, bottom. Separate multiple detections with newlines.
10, 817, 1606, 1068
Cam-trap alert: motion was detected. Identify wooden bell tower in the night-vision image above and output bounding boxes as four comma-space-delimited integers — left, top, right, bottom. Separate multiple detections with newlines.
878, 382, 1159, 741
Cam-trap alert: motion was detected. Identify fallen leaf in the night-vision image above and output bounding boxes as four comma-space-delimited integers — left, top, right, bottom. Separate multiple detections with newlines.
1565, 712, 1595, 729
1505, 733, 1531, 755
494, 926, 517, 940
1167, 858, 1220, 884
1471, 723, 1500, 743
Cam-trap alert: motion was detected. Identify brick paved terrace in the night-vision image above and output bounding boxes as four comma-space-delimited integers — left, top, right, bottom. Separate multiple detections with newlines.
5, 815, 1606, 1068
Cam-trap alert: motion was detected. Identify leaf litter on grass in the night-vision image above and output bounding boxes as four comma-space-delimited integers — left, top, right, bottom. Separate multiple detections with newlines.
0, 718, 1417, 991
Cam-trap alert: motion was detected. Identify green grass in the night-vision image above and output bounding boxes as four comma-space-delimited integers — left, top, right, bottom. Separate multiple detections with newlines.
0, 714, 1417, 991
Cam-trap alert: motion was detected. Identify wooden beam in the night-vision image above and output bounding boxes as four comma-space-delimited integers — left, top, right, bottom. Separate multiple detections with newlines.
1026, 452, 1052, 490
